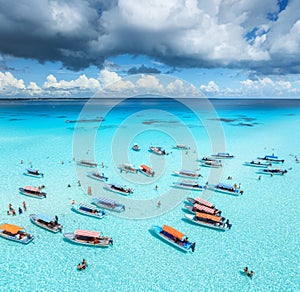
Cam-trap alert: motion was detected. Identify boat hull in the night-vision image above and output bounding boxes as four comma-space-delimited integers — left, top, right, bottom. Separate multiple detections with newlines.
172, 183, 203, 191
63, 233, 111, 247
87, 172, 108, 182
71, 204, 105, 219
103, 184, 132, 196
0, 232, 34, 244
207, 185, 241, 196
92, 199, 125, 213
184, 214, 226, 231
19, 188, 46, 199
23, 172, 43, 178
173, 172, 201, 179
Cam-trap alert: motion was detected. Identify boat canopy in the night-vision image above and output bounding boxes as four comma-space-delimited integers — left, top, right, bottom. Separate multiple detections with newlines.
162, 225, 185, 240
111, 183, 125, 189
194, 198, 214, 208
26, 168, 39, 173
74, 230, 100, 238
196, 212, 221, 222
79, 203, 97, 210
265, 155, 278, 159
96, 197, 116, 205
24, 186, 40, 192
217, 183, 235, 190
36, 214, 52, 223
180, 170, 196, 174
0, 224, 24, 234
194, 204, 215, 215
140, 164, 151, 171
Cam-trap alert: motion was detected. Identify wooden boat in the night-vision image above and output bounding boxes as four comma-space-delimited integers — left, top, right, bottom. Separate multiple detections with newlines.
172, 181, 203, 191
184, 204, 221, 216
173, 169, 202, 179
149, 146, 168, 155
87, 172, 108, 182
63, 230, 113, 247
19, 186, 46, 199
29, 214, 62, 233
186, 197, 215, 208
207, 183, 244, 196
211, 152, 234, 159
151, 225, 195, 253
243, 160, 272, 167
92, 197, 125, 213
172, 144, 190, 150
184, 213, 230, 231
77, 160, 98, 167
258, 168, 288, 175
139, 164, 155, 177
118, 164, 138, 173
23, 168, 44, 178
132, 143, 141, 151
0, 223, 34, 244
103, 183, 133, 195
71, 203, 105, 219
257, 155, 284, 163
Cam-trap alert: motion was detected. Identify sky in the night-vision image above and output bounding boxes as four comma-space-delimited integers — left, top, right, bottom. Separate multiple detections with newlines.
0, 0, 299, 98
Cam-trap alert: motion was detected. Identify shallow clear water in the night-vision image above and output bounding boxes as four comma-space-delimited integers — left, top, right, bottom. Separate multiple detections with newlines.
0, 98, 299, 291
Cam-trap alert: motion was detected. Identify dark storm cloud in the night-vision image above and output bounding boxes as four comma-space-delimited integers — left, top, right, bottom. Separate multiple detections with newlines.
127, 65, 161, 75
0, 0, 299, 75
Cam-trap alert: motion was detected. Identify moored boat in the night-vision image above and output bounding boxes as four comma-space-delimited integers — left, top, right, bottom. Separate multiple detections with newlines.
19, 186, 46, 199
184, 213, 231, 231
103, 183, 133, 195
243, 160, 272, 167
139, 164, 155, 177
71, 203, 105, 219
186, 197, 215, 208
200, 160, 222, 168
23, 168, 44, 178
258, 168, 288, 175
184, 204, 221, 216
149, 146, 168, 155
29, 214, 62, 233
211, 152, 234, 159
172, 181, 204, 191
63, 229, 113, 247
172, 144, 190, 150
207, 183, 244, 196
77, 160, 98, 167
151, 225, 195, 252
132, 143, 141, 151
118, 163, 138, 173
257, 155, 284, 163
87, 172, 108, 181
0, 223, 34, 244
173, 169, 202, 179
92, 197, 125, 212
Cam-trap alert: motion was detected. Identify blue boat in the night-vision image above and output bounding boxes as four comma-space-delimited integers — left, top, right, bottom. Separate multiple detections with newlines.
23, 168, 44, 178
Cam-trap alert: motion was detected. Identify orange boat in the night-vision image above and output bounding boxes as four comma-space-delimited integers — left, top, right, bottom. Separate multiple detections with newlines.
0, 223, 34, 244
152, 225, 195, 252
139, 164, 155, 177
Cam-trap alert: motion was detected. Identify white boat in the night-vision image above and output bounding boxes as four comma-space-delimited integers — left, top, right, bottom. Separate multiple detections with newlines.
103, 183, 133, 196
184, 214, 230, 231
186, 197, 215, 208
77, 160, 98, 167
200, 160, 222, 168
71, 203, 105, 219
19, 186, 46, 199
172, 181, 204, 191
211, 152, 234, 159
87, 172, 108, 182
23, 168, 44, 178
29, 214, 62, 233
149, 146, 167, 155
151, 225, 195, 253
172, 144, 190, 150
173, 169, 202, 179
139, 164, 155, 177
243, 160, 272, 167
184, 204, 221, 216
132, 143, 141, 151
257, 155, 284, 163
92, 197, 125, 213
118, 164, 138, 173
63, 230, 113, 247
207, 183, 244, 196
258, 168, 288, 175
0, 223, 34, 244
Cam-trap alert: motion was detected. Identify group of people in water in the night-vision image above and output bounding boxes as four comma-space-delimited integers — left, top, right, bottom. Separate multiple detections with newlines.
77, 259, 87, 271
244, 267, 254, 279
7, 202, 27, 216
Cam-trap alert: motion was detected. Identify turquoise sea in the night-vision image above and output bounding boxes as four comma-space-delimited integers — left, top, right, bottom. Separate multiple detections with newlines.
0, 98, 299, 291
